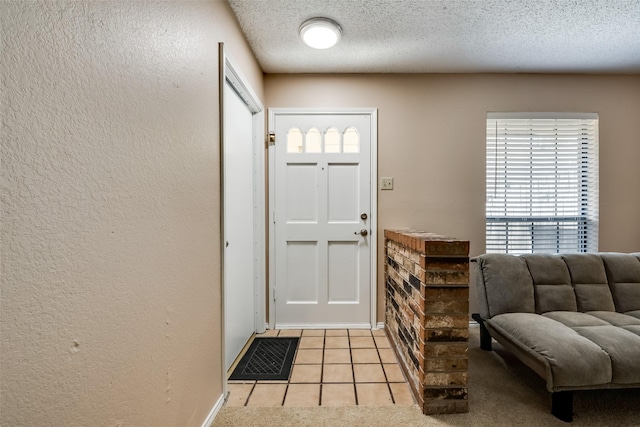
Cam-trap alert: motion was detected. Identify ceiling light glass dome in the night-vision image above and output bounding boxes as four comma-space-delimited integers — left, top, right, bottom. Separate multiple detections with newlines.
299, 18, 342, 49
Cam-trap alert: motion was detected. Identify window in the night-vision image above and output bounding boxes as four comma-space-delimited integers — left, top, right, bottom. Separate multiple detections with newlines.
486, 113, 599, 254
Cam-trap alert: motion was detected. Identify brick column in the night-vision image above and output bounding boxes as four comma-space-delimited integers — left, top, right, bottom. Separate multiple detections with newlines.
384, 230, 469, 415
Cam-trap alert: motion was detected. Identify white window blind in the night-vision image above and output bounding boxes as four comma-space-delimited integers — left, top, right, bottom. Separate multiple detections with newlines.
486, 113, 599, 254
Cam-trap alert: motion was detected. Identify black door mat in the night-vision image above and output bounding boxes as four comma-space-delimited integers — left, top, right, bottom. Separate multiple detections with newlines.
229, 337, 299, 381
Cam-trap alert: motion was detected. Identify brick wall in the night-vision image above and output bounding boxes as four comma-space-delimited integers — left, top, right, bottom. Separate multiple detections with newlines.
384, 230, 469, 415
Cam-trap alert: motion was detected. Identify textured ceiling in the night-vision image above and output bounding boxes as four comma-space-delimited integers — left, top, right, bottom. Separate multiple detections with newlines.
228, 0, 640, 73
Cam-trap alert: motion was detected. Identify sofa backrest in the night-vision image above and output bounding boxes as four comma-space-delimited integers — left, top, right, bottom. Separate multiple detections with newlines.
562, 254, 615, 312
521, 254, 577, 314
600, 253, 640, 313
472, 254, 535, 318
473, 252, 640, 318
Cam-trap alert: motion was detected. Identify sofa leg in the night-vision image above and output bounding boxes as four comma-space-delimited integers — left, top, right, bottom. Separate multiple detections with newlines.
471, 313, 492, 351
479, 324, 492, 351
552, 391, 574, 422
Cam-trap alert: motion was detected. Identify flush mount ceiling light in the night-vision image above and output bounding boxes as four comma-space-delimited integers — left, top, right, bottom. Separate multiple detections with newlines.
299, 18, 342, 49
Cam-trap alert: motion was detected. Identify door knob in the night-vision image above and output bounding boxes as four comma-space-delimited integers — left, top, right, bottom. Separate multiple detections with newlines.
355, 229, 368, 236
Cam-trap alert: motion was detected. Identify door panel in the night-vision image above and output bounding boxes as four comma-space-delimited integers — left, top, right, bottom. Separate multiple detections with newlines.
286, 164, 318, 222
273, 113, 372, 327
328, 164, 359, 222
328, 241, 359, 303
285, 241, 319, 302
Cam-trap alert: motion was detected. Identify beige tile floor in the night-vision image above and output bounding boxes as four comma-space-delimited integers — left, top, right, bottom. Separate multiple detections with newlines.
226, 329, 416, 407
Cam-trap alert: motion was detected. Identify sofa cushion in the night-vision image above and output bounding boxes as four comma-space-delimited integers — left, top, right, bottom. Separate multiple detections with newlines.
626, 310, 640, 320
600, 253, 640, 313
522, 254, 577, 313
542, 311, 609, 327
562, 254, 615, 312
622, 325, 640, 336
586, 311, 640, 327
488, 313, 611, 388
477, 254, 535, 317
572, 325, 640, 384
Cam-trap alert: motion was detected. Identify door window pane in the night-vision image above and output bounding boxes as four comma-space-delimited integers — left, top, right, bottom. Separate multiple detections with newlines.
306, 127, 322, 153
324, 127, 341, 153
343, 127, 360, 153
287, 128, 303, 153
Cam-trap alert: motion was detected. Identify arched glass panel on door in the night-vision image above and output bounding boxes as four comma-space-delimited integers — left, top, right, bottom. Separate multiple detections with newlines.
306, 127, 322, 153
324, 127, 341, 153
287, 128, 303, 153
343, 127, 360, 153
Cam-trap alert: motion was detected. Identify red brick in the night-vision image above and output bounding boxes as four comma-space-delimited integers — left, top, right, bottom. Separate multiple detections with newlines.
425, 357, 468, 372
424, 299, 469, 314
425, 314, 469, 329
425, 328, 469, 342
421, 257, 469, 271
424, 287, 469, 300
424, 400, 469, 414
424, 343, 468, 358
423, 372, 467, 386
424, 387, 468, 400
422, 240, 469, 256
423, 270, 469, 286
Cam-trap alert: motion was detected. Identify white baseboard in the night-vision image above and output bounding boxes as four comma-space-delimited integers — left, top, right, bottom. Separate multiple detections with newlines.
274, 323, 373, 329
265, 322, 386, 330
201, 393, 226, 427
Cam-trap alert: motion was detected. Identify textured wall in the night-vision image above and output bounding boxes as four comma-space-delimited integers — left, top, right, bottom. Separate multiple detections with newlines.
0, 1, 262, 426
265, 73, 640, 319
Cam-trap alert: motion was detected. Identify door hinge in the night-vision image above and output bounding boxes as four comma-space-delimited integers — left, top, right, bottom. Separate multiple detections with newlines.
273, 287, 276, 302
266, 132, 276, 147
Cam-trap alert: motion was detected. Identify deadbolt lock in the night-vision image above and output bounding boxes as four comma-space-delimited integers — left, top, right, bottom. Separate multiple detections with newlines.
360, 213, 368, 220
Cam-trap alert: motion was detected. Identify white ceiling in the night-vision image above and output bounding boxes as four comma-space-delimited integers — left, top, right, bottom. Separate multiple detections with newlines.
227, 0, 640, 74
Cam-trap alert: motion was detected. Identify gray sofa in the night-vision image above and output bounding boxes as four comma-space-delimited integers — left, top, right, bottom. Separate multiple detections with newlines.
471, 252, 640, 422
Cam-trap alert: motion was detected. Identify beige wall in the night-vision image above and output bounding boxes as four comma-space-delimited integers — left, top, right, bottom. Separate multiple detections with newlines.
0, 1, 262, 426
265, 74, 640, 320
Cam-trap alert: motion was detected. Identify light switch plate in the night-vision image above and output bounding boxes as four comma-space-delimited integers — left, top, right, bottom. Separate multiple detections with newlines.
381, 177, 394, 190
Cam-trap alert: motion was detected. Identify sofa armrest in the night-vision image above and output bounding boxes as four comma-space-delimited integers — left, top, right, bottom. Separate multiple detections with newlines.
471, 259, 490, 319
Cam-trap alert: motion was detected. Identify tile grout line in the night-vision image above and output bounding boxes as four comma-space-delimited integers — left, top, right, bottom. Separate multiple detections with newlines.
242, 381, 257, 407
281, 329, 297, 407
280, 329, 288, 407
374, 335, 397, 404
282, 382, 290, 406
365, 329, 396, 405
347, 329, 359, 406
318, 329, 326, 406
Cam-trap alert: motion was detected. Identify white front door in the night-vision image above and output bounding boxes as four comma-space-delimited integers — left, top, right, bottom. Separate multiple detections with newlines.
271, 110, 376, 328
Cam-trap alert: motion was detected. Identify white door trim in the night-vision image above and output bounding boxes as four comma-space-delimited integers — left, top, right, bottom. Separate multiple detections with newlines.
219, 44, 265, 391
267, 108, 378, 329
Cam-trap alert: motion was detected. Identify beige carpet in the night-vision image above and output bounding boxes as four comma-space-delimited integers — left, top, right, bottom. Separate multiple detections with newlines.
212, 327, 640, 426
